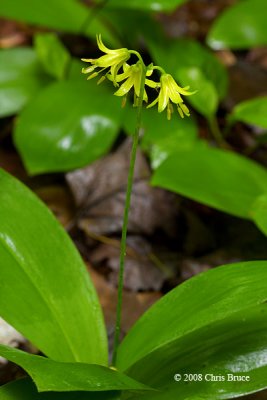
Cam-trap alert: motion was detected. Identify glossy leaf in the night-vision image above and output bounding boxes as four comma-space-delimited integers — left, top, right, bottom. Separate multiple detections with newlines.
230, 96, 267, 129
14, 81, 122, 174
118, 261, 267, 399
151, 144, 267, 218
0, 0, 116, 44
0, 379, 119, 400
123, 106, 198, 168
0, 169, 107, 365
207, 0, 267, 50
0, 47, 52, 118
178, 67, 218, 118
102, 0, 188, 12
34, 33, 70, 80
0, 345, 152, 393
147, 37, 228, 116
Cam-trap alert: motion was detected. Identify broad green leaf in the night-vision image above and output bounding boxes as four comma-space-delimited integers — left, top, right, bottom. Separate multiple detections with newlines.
230, 96, 267, 129
117, 261, 267, 399
0, 379, 119, 400
102, 0, 188, 12
34, 33, 71, 80
14, 81, 122, 174
123, 106, 198, 168
207, 0, 267, 49
0, 345, 152, 393
151, 144, 267, 218
0, 0, 86, 33
147, 37, 228, 116
0, 0, 116, 44
0, 47, 52, 118
0, 169, 107, 365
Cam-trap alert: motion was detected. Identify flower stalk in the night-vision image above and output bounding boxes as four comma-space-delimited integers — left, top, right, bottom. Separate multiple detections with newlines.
112, 62, 147, 366
81, 35, 196, 367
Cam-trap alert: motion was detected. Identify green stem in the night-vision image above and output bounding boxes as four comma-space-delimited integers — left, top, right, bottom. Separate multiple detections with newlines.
208, 116, 230, 149
112, 63, 147, 367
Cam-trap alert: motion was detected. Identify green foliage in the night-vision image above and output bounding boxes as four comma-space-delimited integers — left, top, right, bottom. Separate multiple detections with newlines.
230, 96, 267, 129
152, 144, 267, 218
147, 38, 228, 117
207, 0, 267, 49
0, 0, 114, 43
0, 345, 151, 393
123, 106, 198, 168
0, 171, 267, 399
0, 47, 52, 117
34, 33, 71, 80
102, 0, 188, 12
14, 81, 122, 174
0, 379, 119, 400
1, 2, 267, 399
118, 261, 267, 399
0, 168, 107, 365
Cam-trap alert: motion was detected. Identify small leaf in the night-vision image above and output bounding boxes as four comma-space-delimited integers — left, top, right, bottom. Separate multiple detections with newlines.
14, 81, 122, 174
34, 33, 71, 80
118, 261, 267, 399
0, 345, 153, 393
207, 0, 267, 49
0, 169, 107, 365
0, 379, 119, 400
102, 0, 188, 12
151, 144, 267, 218
0, 47, 52, 117
230, 96, 267, 129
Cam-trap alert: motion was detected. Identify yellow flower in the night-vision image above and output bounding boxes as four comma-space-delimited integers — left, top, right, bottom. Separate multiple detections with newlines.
113, 62, 157, 106
81, 34, 130, 82
147, 73, 196, 119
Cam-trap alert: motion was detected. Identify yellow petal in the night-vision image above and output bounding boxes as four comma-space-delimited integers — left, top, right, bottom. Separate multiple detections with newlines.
147, 96, 159, 109
96, 34, 113, 54
114, 75, 134, 96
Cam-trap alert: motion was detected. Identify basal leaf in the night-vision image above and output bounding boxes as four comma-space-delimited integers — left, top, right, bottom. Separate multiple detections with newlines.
14, 80, 122, 174
0, 345, 152, 393
0, 379, 119, 400
34, 33, 71, 80
207, 0, 267, 49
0, 47, 52, 118
0, 169, 107, 365
151, 144, 267, 218
230, 96, 267, 129
118, 261, 267, 399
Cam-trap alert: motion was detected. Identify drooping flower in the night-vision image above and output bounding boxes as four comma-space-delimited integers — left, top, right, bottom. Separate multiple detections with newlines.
112, 62, 157, 106
147, 73, 196, 119
81, 34, 130, 83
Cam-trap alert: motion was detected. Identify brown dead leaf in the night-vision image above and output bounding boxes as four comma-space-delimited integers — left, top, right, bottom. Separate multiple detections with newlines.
0, 19, 29, 48
90, 236, 166, 291
67, 138, 178, 236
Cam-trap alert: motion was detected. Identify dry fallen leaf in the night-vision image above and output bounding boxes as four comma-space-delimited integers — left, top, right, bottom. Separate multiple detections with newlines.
67, 138, 178, 236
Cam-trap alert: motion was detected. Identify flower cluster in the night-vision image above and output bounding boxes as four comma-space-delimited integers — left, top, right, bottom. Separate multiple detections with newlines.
82, 35, 196, 119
